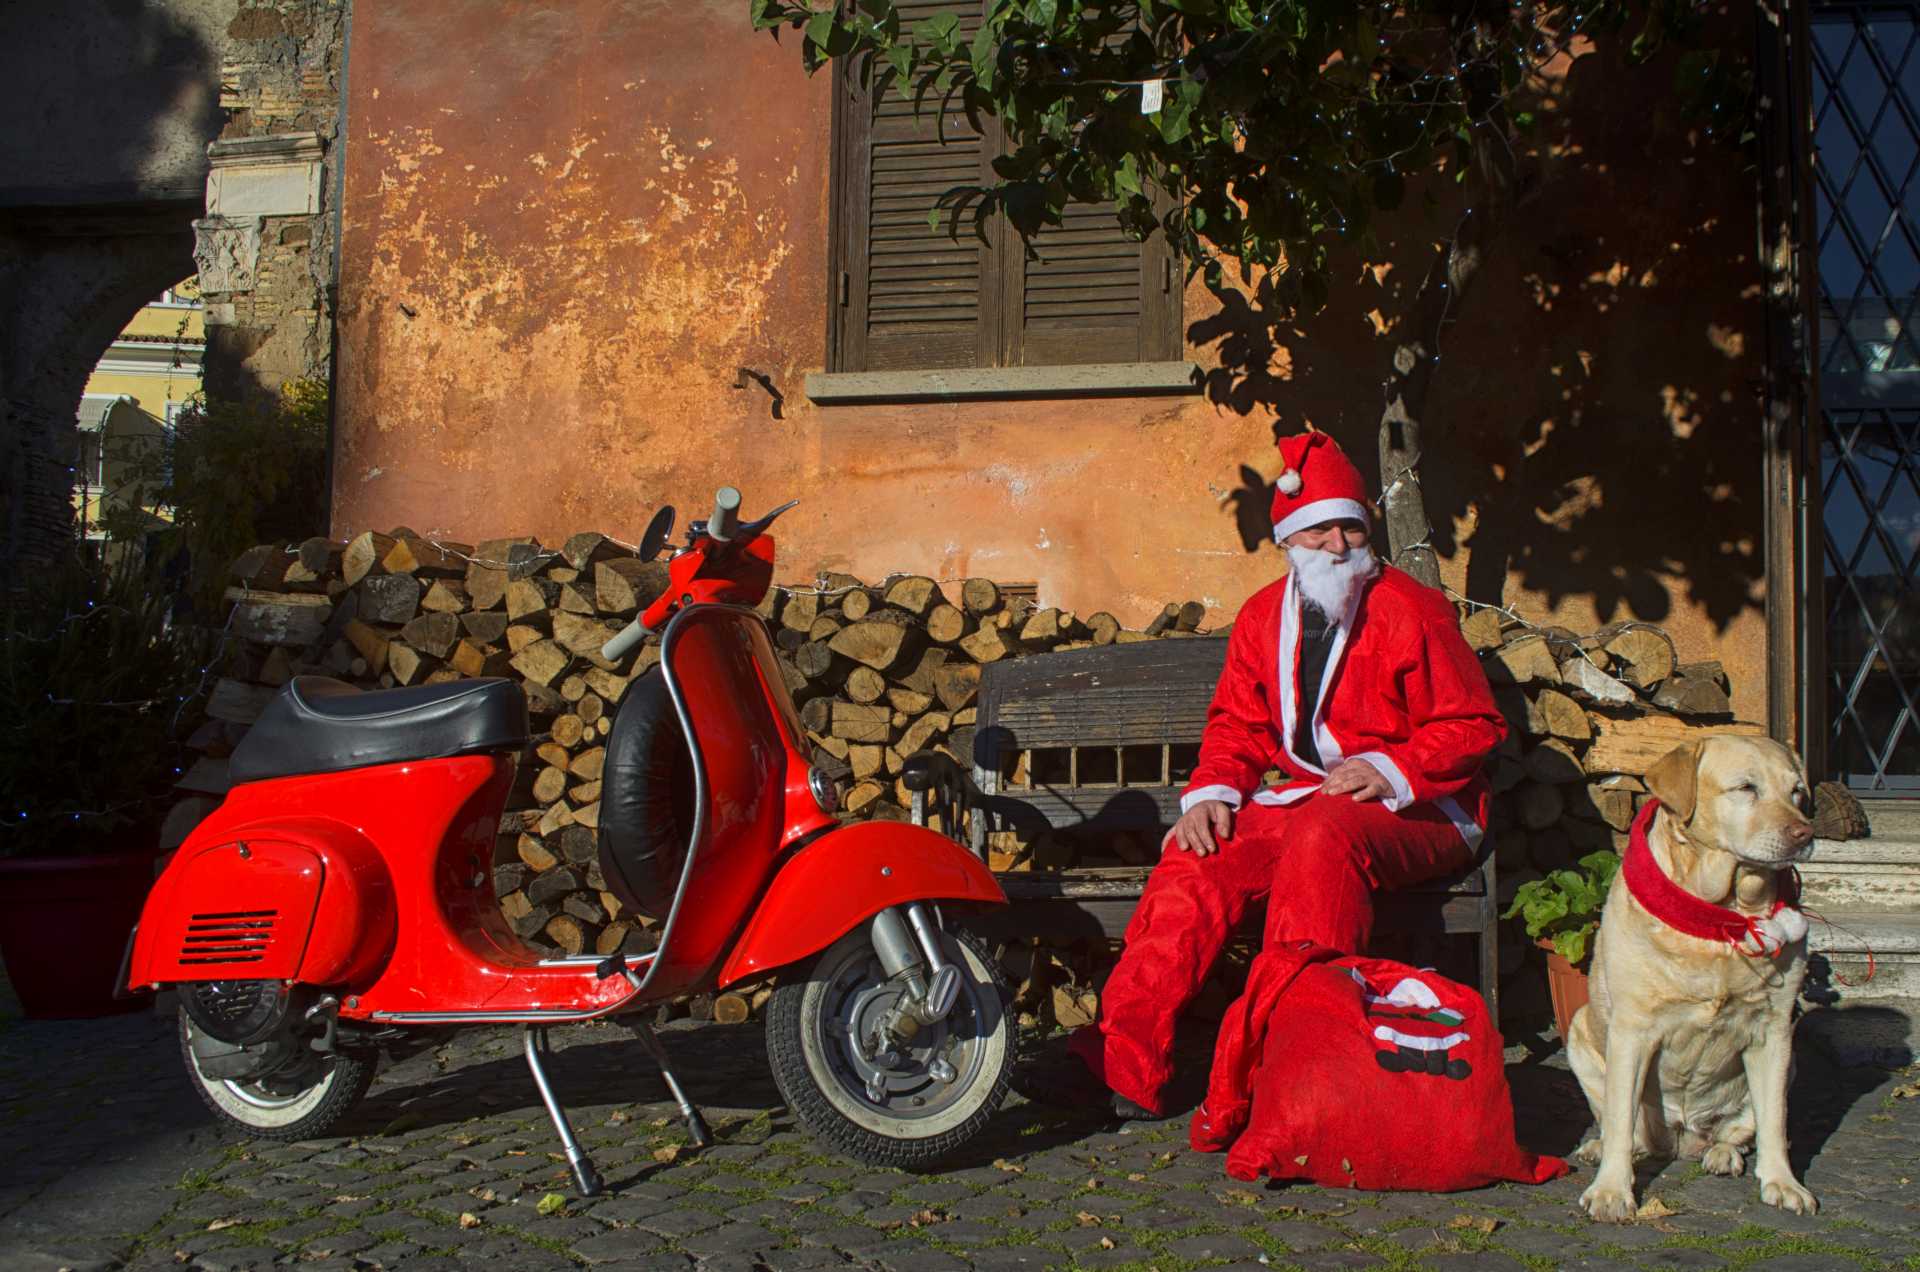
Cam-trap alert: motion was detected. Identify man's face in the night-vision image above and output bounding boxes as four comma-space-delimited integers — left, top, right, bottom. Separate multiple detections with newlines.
1283, 520, 1370, 558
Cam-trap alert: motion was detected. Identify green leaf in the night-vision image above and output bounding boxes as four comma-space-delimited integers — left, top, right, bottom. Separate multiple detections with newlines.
1025, 0, 1058, 29
918, 12, 959, 53
536, 1192, 568, 1217
1113, 153, 1142, 197
970, 19, 999, 90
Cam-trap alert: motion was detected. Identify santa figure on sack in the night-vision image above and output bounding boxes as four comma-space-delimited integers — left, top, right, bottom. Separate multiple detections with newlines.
1032, 430, 1507, 1119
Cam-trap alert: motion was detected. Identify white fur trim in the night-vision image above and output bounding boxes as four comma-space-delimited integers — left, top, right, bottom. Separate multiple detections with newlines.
1181, 785, 1243, 814
1252, 783, 1318, 805
1370, 977, 1443, 1010
1373, 1025, 1472, 1051
1277, 469, 1303, 496
1753, 908, 1809, 954
1349, 752, 1414, 811
1272, 497, 1371, 545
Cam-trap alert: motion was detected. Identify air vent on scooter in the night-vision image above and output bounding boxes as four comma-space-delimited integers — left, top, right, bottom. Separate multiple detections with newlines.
179, 910, 279, 964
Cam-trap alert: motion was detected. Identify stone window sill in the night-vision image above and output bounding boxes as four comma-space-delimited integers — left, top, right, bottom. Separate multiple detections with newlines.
804, 361, 1201, 405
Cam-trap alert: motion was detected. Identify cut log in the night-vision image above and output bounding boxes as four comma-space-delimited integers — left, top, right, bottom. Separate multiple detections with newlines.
849, 744, 884, 780
562, 532, 620, 572
1652, 675, 1733, 717
831, 702, 892, 743
1174, 601, 1207, 632
511, 639, 573, 687
449, 639, 511, 679
500, 890, 534, 922
799, 697, 833, 735
931, 660, 980, 712
400, 611, 461, 659
571, 746, 607, 782
713, 992, 752, 1026
807, 615, 844, 642
829, 618, 914, 671
551, 714, 586, 748
506, 577, 559, 621
780, 589, 820, 632
230, 543, 294, 591
1523, 739, 1586, 784
846, 666, 887, 705
1143, 602, 1180, 637
1584, 715, 1766, 776
1486, 637, 1560, 687
795, 639, 835, 680
297, 535, 343, 577
884, 575, 940, 616
227, 592, 331, 647
1086, 612, 1121, 646
461, 610, 511, 644
342, 530, 397, 587
208, 677, 276, 725
840, 588, 874, 621
383, 536, 468, 577
544, 914, 594, 956
572, 800, 601, 830
1518, 782, 1565, 830
1560, 655, 1637, 706
897, 711, 951, 756
527, 866, 583, 907
893, 647, 949, 696
554, 825, 598, 867
1459, 608, 1505, 651
925, 603, 966, 645
1019, 608, 1065, 648
959, 625, 1011, 664
387, 642, 436, 686
473, 537, 547, 581
536, 741, 572, 770
1605, 628, 1675, 689
560, 674, 588, 704
844, 779, 886, 815
1528, 688, 1593, 741
465, 563, 509, 612
583, 667, 632, 703
886, 686, 933, 714
344, 619, 391, 675
577, 693, 605, 727
558, 581, 596, 615
507, 623, 546, 654
595, 558, 670, 615
551, 610, 616, 658
532, 766, 569, 804
961, 578, 1000, 615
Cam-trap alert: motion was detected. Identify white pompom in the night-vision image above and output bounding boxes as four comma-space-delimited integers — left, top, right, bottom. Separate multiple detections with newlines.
1277, 469, 1302, 496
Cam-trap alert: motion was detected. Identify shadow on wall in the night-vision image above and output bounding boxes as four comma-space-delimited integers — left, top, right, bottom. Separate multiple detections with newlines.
1185, 31, 1764, 636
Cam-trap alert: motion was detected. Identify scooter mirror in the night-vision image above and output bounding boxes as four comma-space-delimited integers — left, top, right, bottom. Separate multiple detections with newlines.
638, 506, 675, 562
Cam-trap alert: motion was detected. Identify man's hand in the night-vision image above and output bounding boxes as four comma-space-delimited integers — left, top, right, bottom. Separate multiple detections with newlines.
1169, 799, 1234, 856
1322, 758, 1394, 802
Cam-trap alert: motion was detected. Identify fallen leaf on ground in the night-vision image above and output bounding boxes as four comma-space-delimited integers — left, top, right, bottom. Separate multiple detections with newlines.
1098, 1236, 1116, 1250
992, 1158, 1026, 1174
1294, 1155, 1309, 1166
1085, 1176, 1102, 1189
1891, 1081, 1920, 1100
536, 1192, 568, 1217
1126, 1172, 1147, 1182
651, 1116, 672, 1128
653, 1144, 682, 1164
909, 1208, 946, 1227
458, 1212, 482, 1229
608, 1108, 631, 1123
1074, 1211, 1103, 1227
1636, 1197, 1676, 1220
506, 1149, 527, 1157
1155, 1150, 1176, 1164
1219, 1188, 1262, 1207
1448, 1215, 1500, 1234
205, 1219, 241, 1232
468, 1186, 497, 1202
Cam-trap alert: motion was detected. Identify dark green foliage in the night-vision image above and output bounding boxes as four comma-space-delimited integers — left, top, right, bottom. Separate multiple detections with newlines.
1503, 848, 1621, 964
0, 557, 212, 857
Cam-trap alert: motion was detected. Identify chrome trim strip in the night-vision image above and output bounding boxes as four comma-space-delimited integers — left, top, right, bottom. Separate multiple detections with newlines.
370, 1005, 640, 1024
533, 952, 659, 968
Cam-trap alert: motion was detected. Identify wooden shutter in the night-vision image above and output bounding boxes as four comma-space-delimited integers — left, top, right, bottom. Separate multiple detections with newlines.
1006, 199, 1179, 366
829, 0, 1000, 372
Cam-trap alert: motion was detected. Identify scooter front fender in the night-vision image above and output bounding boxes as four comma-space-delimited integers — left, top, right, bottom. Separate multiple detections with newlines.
716, 820, 1004, 987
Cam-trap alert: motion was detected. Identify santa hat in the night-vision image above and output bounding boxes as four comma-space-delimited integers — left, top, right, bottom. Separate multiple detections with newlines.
1270, 431, 1371, 544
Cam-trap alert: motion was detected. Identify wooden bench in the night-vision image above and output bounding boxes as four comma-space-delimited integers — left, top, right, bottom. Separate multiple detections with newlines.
903, 638, 1500, 1017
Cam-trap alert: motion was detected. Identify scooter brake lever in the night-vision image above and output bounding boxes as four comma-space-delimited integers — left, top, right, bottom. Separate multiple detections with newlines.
594, 953, 627, 981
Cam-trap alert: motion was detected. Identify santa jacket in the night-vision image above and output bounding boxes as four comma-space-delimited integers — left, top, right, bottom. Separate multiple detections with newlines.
1181, 566, 1504, 847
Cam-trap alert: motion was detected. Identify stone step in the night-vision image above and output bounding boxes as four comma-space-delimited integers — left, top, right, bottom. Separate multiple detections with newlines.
1807, 910, 1920, 1002
1802, 797, 1920, 912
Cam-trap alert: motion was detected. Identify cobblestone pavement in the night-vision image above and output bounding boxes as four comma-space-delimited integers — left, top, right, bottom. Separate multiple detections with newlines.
1, 1004, 1916, 1272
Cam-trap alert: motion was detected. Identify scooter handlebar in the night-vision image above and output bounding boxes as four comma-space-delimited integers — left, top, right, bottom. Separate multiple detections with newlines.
601, 618, 649, 662
707, 487, 742, 543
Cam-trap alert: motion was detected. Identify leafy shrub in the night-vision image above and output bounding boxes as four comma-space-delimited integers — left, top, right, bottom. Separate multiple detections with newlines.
0, 557, 212, 858
1502, 850, 1622, 965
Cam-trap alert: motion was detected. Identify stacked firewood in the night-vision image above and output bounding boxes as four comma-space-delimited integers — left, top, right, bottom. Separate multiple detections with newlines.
180, 531, 1213, 978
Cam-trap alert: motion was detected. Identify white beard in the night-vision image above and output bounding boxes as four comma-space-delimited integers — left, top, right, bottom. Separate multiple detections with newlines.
1287, 545, 1381, 621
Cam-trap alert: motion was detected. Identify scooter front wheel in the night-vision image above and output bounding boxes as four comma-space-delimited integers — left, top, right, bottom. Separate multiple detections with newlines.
766, 921, 1013, 1168
178, 1010, 376, 1141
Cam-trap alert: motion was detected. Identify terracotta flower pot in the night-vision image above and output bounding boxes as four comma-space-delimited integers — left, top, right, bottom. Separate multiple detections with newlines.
1537, 937, 1591, 1044
0, 849, 156, 1019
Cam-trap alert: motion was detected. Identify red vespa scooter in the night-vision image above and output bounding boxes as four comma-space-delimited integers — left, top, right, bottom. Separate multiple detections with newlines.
127, 489, 1014, 1190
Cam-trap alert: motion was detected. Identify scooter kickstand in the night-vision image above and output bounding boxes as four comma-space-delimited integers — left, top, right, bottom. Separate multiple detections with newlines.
522, 1026, 605, 1197
633, 1021, 713, 1148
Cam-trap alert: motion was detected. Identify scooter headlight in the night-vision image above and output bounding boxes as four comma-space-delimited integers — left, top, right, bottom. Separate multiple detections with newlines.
808, 765, 840, 814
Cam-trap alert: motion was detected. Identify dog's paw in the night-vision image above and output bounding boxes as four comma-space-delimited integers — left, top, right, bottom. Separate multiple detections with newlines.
1760, 1175, 1818, 1215
1701, 1144, 1745, 1177
1580, 1179, 1638, 1223
1572, 1138, 1603, 1166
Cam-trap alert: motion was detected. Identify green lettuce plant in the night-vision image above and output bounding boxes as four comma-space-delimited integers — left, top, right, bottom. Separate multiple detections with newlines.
1503, 849, 1620, 965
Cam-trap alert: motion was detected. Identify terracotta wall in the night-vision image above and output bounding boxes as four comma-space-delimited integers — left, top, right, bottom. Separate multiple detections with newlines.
334, 2, 1770, 718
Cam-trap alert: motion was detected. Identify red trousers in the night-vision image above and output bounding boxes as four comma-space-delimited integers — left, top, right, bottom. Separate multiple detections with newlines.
1067, 794, 1473, 1114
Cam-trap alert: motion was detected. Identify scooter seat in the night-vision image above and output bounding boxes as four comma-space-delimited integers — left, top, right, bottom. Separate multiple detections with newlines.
230, 675, 530, 784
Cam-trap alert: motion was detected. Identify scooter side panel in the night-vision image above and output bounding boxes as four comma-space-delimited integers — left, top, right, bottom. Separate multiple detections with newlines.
131, 840, 323, 983
715, 821, 1006, 986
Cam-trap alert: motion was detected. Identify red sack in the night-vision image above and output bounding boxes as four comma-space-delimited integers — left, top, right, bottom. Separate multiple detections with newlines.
1190, 943, 1567, 1192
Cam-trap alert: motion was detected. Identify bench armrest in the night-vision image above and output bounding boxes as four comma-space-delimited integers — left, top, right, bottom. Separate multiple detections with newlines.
901, 750, 990, 856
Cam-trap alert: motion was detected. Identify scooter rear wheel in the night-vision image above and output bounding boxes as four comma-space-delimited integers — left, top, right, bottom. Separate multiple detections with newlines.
766, 922, 1013, 1168
178, 1010, 376, 1141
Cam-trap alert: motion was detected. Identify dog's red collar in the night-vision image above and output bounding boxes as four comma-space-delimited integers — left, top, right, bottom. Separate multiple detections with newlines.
1622, 799, 1805, 957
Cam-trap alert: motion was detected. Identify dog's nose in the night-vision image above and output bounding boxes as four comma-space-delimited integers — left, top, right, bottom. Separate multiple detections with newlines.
1784, 820, 1814, 847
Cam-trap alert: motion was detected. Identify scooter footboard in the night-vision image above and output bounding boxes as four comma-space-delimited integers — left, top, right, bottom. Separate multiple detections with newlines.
716, 821, 1004, 986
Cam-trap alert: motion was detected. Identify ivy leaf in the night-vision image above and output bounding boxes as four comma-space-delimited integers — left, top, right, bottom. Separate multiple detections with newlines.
1026, 0, 1058, 29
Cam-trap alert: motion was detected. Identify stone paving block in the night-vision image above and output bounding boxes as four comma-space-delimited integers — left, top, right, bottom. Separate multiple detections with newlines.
634, 1205, 730, 1238
1639, 1248, 1732, 1268
302, 1228, 377, 1258
1161, 1231, 1268, 1262
1072, 1245, 1155, 1268
964, 1246, 1063, 1270
862, 1244, 975, 1272
678, 1220, 783, 1259
348, 1239, 423, 1268
1426, 1254, 1532, 1272
571, 1231, 677, 1264
1288, 1251, 1386, 1269
796, 1222, 896, 1254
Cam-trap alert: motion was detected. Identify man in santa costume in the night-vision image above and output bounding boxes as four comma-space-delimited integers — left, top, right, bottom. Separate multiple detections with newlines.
1038, 430, 1506, 1119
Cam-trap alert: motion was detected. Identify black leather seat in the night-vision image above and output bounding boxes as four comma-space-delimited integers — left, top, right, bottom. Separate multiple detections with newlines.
598, 669, 694, 917
229, 676, 529, 785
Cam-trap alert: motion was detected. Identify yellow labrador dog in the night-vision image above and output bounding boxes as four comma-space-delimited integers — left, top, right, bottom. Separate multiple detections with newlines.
1569, 735, 1817, 1222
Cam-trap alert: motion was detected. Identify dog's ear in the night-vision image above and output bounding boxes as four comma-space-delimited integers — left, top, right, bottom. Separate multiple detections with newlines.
1646, 741, 1703, 822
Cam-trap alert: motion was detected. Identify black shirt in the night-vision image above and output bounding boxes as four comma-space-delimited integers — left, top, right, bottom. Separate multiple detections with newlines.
1294, 604, 1337, 770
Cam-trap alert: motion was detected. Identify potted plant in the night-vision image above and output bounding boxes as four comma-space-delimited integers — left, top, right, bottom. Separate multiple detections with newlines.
1502, 849, 1621, 1042
0, 555, 211, 1018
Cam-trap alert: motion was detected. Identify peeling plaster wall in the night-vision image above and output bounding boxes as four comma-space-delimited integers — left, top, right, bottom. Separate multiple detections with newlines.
335, 4, 1772, 718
